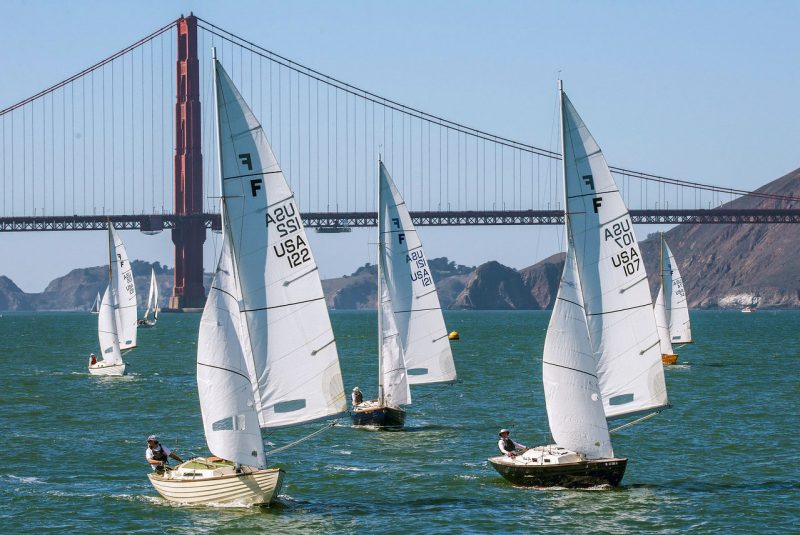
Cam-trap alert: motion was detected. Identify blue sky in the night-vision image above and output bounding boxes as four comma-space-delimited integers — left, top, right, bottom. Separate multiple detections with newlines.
1, 0, 798, 292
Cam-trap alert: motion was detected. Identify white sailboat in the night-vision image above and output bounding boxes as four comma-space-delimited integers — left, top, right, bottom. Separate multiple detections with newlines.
351, 161, 457, 429
148, 52, 346, 506
139, 268, 159, 327
654, 233, 692, 365
109, 226, 137, 350
489, 82, 669, 488
89, 228, 127, 376
89, 292, 101, 314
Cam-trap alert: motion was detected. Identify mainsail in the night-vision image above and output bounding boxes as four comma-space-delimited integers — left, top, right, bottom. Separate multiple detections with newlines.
213, 57, 346, 430
110, 226, 137, 350
98, 284, 123, 366
144, 268, 159, 322
560, 89, 669, 421
662, 238, 692, 344
378, 162, 456, 386
90, 292, 101, 314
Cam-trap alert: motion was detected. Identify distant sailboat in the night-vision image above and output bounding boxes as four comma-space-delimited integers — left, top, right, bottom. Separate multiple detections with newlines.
139, 268, 159, 328
742, 295, 760, 313
89, 292, 101, 314
148, 52, 346, 506
350, 161, 457, 429
89, 228, 127, 376
489, 82, 669, 488
654, 233, 692, 365
109, 226, 137, 350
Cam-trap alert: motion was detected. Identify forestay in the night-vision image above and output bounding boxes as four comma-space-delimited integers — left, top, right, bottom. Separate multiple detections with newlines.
663, 239, 692, 343
542, 242, 613, 459
98, 284, 123, 365
213, 59, 346, 429
110, 226, 137, 350
560, 90, 668, 420
197, 237, 267, 469
378, 162, 456, 386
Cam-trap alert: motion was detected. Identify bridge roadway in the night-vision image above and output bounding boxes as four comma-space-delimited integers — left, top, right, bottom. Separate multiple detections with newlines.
1, 209, 799, 232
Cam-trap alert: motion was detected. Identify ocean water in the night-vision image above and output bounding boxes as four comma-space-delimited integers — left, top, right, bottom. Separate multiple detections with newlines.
0, 310, 797, 533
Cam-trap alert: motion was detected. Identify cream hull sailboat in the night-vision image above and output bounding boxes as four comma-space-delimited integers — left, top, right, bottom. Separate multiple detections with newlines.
139, 268, 159, 328
148, 458, 283, 505
89, 228, 127, 377
490, 83, 668, 488
148, 52, 345, 506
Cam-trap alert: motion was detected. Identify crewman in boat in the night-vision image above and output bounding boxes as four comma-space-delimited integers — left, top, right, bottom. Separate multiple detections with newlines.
351, 386, 363, 407
88, 353, 97, 366
497, 429, 528, 457
145, 435, 183, 473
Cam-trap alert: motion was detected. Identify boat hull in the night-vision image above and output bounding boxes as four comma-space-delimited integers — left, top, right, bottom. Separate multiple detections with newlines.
148, 463, 284, 506
661, 353, 678, 366
351, 404, 406, 428
88, 362, 126, 376
488, 456, 627, 488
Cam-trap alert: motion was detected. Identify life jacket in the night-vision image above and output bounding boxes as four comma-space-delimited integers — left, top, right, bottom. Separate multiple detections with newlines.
501, 437, 515, 452
150, 445, 168, 462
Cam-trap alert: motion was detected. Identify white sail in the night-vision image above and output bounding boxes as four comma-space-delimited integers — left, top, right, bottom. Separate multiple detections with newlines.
214, 58, 346, 429
144, 268, 158, 321
561, 90, 668, 421
98, 284, 123, 365
197, 237, 267, 469
379, 269, 411, 407
90, 292, 101, 314
653, 285, 674, 356
543, 241, 613, 459
110, 226, 137, 349
662, 239, 692, 343
378, 162, 456, 385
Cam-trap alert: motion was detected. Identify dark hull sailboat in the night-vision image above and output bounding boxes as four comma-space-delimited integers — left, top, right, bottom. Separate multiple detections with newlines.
351, 402, 406, 428
488, 457, 627, 488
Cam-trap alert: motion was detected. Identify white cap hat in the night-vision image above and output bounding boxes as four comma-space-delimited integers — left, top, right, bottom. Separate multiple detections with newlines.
147, 435, 159, 442
352, 386, 361, 392
498, 429, 510, 436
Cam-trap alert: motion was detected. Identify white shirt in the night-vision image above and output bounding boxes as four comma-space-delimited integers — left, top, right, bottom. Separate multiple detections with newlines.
498, 437, 526, 455
146, 444, 172, 469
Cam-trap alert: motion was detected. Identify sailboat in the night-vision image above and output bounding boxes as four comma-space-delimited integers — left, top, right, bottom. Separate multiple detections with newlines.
489, 82, 669, 488
109, 226, 137, 350
148, 52, 346, 506
138, 268, 159, 327
350, 162, 457, 429
654, 233, 692, 365
89, 292, 101, 314
742, 295, 760, 313
88, 228, 127, 376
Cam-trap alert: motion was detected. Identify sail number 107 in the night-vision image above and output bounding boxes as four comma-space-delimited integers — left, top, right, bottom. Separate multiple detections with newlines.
604, 219, 641, 276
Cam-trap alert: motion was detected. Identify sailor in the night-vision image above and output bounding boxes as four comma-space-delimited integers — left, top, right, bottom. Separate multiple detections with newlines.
88, 353, 97, 366
145, 435, 183, 473
497, 429, 528, 457
351, 386, 363, 407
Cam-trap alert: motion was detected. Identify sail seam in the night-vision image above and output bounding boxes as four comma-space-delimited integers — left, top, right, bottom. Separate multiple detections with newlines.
585, 302, 652, 316
556, 296, 585, 309
198, 361, 251, 383
543, 360, 598, 379
243, 296, 325, 312
393, 306, 442, 314
223, 170, 282, 181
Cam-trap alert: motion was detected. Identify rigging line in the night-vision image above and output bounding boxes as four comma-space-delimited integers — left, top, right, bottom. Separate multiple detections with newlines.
608, 410, 662, 434
264, 421, 338, 456
0, 19, 177, 117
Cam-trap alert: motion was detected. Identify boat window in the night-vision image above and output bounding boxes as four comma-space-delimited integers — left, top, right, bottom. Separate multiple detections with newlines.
212, 414, 246, 431
407, 368, 429, 376
274, 399, 306, 413
609, 393, 634, 405
544, 459, 551, 463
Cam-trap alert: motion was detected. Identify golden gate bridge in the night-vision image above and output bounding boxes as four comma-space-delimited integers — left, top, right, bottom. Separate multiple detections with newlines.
1, 14, 798, 308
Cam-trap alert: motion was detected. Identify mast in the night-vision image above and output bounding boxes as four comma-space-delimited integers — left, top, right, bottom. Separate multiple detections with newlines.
660, 232, 664, 299
558, 80, 569, 245
377, 157, 385, 406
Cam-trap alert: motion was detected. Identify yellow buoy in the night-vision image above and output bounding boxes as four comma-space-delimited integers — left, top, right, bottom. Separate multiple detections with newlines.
448, 330, 460, 340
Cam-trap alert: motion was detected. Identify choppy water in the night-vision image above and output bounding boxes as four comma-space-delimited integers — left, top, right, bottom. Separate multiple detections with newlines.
0, 310, 797, 533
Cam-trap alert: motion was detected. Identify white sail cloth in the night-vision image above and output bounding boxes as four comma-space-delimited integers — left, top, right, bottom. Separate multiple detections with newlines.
379, 271, 411, 407
378, 162, 456, 386
144, 268, 159, 321
213, 58, 346, 429
97, 284, 123, 365
662, 239, 692, 344
561, 91, 668, 421
110, 226, 137, 349
197, 238, 267, 469
543, 243, 613, 459
653, 286, 675, 356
